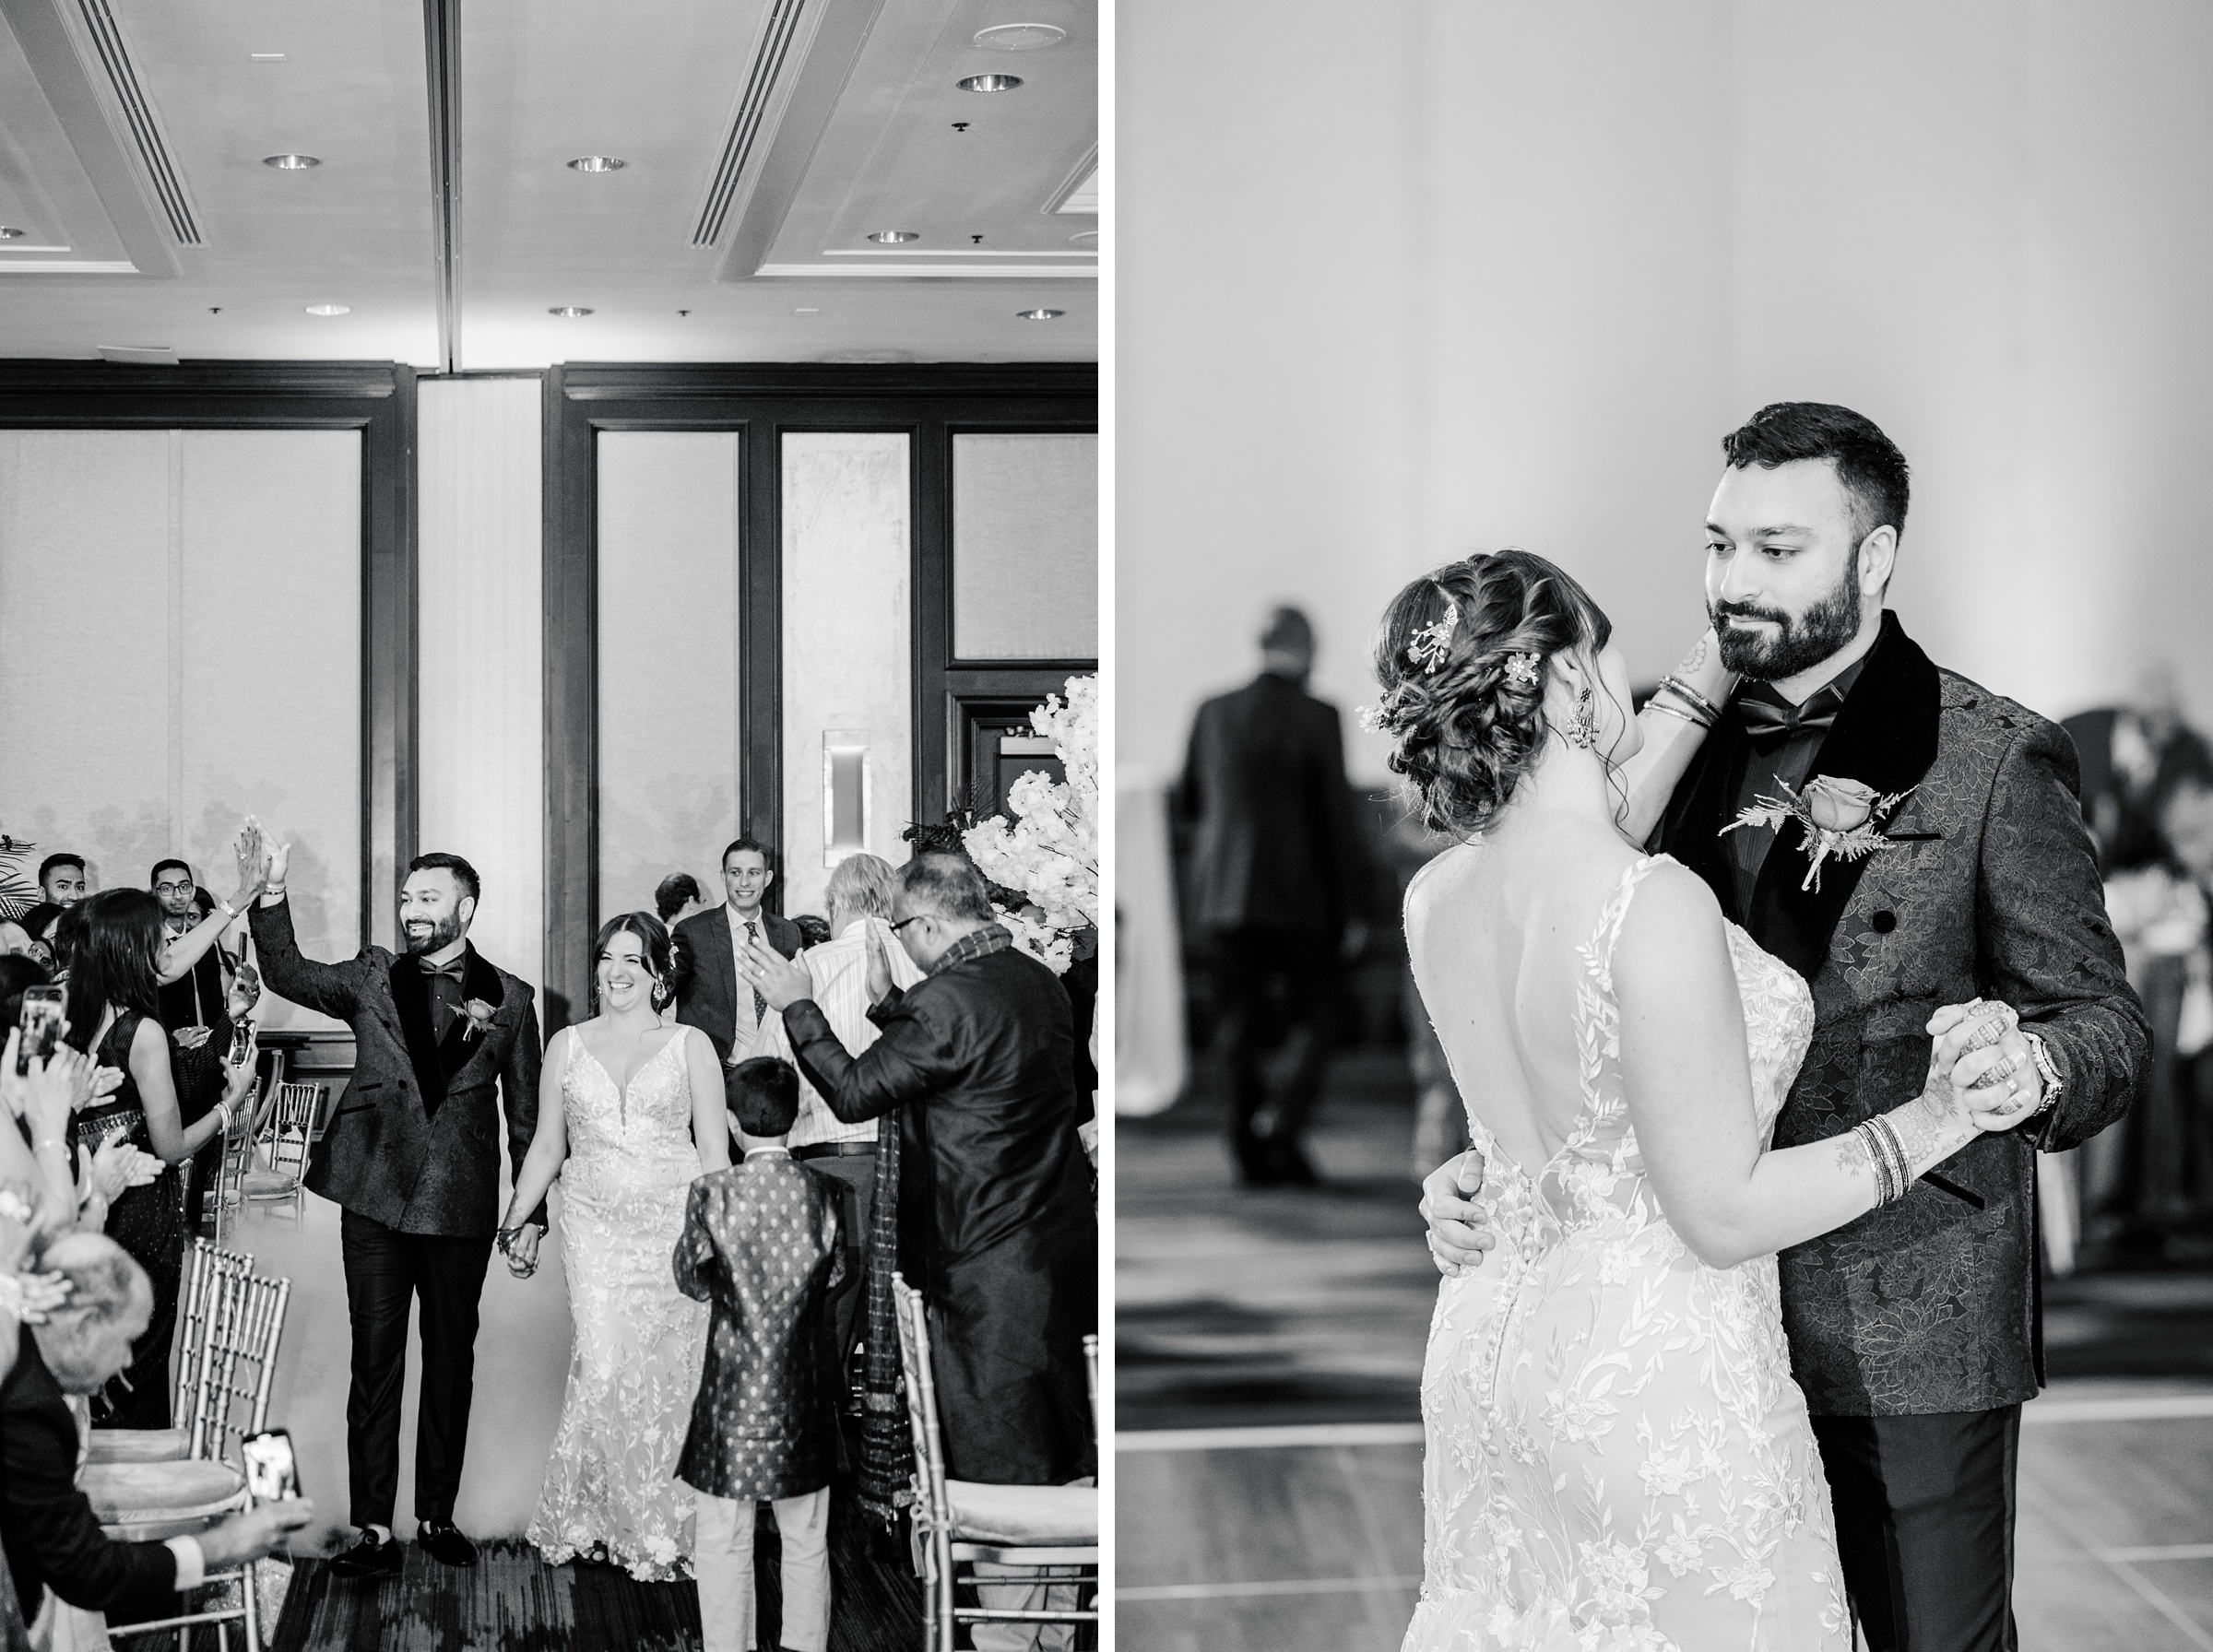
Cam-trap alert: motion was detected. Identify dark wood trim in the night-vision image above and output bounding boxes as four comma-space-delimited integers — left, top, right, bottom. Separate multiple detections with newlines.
0, 360, 418, 952
539, 362, 1095, 1027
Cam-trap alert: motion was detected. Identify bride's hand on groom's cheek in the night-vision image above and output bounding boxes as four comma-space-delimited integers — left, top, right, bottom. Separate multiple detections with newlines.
1420, 1149, 1496, 1276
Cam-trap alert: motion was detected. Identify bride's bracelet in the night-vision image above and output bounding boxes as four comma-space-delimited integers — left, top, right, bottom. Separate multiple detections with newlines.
1851, 1115, 1912, 1206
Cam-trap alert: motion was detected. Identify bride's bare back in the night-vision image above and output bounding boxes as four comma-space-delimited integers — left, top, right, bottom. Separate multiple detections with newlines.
1404, 816, 1649, 1179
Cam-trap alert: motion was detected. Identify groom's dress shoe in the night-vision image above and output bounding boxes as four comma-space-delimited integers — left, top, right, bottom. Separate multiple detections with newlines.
416, 1520, 479, 1568
327, 1529, 403, 1580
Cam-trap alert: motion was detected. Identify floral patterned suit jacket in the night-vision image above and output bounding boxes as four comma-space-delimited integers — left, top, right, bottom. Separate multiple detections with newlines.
1658, 612, 2148, 1415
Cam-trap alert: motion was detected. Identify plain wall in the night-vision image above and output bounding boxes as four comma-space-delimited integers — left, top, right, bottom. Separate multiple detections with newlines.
1118, 0, 2213, 782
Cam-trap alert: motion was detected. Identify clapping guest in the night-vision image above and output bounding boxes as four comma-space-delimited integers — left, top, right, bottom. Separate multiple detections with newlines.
0, 1233, 314, 1631
745, 853, 1095, 1487
149, 859, 260, 1233
63, 891, 256, 1426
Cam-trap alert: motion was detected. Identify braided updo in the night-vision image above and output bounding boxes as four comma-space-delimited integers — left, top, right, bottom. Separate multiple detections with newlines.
1369, 549, 1614, 836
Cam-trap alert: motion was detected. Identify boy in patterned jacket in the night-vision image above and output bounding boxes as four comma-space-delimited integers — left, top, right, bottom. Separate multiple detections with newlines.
674, 1057, 846, 1652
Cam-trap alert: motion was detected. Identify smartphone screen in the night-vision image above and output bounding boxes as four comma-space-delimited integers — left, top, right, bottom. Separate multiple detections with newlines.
241, 1428, 301, 1503
17, 985, 65, 1076
230, 1021, 254, 1068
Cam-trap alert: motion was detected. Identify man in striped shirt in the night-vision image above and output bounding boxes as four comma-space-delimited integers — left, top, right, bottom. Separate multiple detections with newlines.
750, 853, 922, 1365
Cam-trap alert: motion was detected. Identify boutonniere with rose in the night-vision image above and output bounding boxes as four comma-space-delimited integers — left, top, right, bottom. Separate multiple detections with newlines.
456, 998, 499, 1042
1722, 774, 1914, 892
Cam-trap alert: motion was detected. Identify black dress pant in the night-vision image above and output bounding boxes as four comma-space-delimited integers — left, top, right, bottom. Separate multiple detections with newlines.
1210, 926, 1337, 1163
338, 1209, 493, 1528
1810, 1406, 2020, 1652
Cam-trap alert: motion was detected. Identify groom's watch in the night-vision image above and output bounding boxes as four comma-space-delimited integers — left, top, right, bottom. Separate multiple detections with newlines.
2022, 1031, 2064, 1117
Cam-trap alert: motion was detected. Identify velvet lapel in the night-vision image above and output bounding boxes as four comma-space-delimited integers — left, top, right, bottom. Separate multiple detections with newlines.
1746, 612, 1943, 981
1665, 705, 1754, 926
387, 954, 446, 1115
435, 945, 503, 1088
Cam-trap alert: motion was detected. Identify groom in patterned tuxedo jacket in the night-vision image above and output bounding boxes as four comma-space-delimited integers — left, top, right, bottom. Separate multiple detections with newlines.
1435, 404, 2147, 1652
249, 844, 544, 1580
1661, 406, 2146, 1651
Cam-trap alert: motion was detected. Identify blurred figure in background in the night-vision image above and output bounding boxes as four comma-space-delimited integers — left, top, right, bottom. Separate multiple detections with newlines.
2095, 769, 2213, 1253
2066, 661, 2213, 873
1175, 606, 1365, 1186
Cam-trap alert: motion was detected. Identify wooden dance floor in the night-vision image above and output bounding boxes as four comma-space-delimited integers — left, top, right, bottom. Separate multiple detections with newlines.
221, 1191, 920, 1651
1118, 1055, 2213, 1651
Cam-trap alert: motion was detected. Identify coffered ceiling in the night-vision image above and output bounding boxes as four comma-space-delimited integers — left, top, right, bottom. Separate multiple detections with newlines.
0, 0, 1097, 368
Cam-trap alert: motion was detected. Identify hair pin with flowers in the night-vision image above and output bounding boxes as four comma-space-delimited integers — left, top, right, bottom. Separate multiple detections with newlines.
1405, 598, 1460, 674
1502, 653, 1543, 690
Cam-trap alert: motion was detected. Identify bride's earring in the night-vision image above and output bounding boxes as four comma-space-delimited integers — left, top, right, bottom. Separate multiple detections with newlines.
1567, 685, 1598, 751
651, 978, 669, 1008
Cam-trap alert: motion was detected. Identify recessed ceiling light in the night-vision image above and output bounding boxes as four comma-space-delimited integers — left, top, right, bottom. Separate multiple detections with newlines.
566, 156, 625, 172
974, 23, 1066, 50
0, 227, 23, 240
250, 53, 285, 63
304, 303, 349, 316
263, 154, 319, 169
548, 306, 594, 317
795, 307, 820, 313
868, 230, 919, 244
1016, 308, 1063, 321
1068, 230, 1097, 247
956, 74, 1024, 92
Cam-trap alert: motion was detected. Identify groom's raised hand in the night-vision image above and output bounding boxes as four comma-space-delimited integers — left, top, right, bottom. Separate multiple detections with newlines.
1420, 1149, 1496, 1278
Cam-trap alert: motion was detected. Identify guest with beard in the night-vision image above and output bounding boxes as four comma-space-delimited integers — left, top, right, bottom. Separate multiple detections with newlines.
148, 860, 261, 1234
63, 888, 259, 1426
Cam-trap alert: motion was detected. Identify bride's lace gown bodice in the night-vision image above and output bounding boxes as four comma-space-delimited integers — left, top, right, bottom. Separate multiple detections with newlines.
527, 1028, 709, 1581
1406, 856, 1850, 1652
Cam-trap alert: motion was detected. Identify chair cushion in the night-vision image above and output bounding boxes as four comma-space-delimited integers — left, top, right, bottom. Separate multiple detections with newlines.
83, 1427, 192, 1464
241, 1168, 301, 1198
942, 1481, 1097, 1546
82, 1457, 245, 1526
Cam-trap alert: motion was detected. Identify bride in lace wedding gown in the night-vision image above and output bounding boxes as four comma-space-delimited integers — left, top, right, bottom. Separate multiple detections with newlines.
1366, 554, 2020, 1652
502, 914, 732, 1580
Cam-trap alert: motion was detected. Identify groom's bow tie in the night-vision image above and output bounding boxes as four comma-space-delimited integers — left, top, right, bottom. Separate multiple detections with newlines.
1736, 684, 1841, 751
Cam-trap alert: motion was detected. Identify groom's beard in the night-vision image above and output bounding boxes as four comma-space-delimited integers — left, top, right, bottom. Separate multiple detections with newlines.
1710, 550, 1863, 681
404, 913, 467, 955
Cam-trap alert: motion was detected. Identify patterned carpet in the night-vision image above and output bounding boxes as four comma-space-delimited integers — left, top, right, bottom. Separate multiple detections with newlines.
266, 1493, 921, 1652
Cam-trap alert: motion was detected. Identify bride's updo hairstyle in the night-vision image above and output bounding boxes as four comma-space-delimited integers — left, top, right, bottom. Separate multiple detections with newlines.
1370, 548, 1614, 837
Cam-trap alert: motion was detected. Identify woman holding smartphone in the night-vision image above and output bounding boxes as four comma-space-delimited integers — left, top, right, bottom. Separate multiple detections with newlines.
63, 890, 257, 1428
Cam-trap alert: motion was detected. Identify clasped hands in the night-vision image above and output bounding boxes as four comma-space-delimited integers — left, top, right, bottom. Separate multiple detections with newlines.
1419, 998, 2050, 1279
496, 1223, 542, 1279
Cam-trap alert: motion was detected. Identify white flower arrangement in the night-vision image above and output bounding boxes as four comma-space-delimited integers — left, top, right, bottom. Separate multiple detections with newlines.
963, 675, 1099, 974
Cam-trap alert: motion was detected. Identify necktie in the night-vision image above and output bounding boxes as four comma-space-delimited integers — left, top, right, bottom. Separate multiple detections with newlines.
1736, 687, 1840, 752
746, 921, 767, 1022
